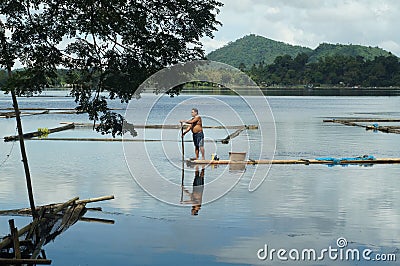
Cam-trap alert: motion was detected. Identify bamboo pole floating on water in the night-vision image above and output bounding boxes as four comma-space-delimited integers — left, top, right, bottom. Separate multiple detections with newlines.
26, 138, 234, 143
0, 110, 49, 118
51, 196, 80, 214
186, 158, 400, 165
0, 108, 125, 118
324, 119, 400, 134
79, 217, 115, 224
1, 107, 124, 111
4, 123, 75, 142
221, 126, 247, 144
323, 118, 400, 122
26, 137, 247, 143
60, 122, 259, 130
0, 258, 52, 265
75, 195, 115, 204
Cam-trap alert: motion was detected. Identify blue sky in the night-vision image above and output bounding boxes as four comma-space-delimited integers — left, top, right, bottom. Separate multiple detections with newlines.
202, 0, 400, 56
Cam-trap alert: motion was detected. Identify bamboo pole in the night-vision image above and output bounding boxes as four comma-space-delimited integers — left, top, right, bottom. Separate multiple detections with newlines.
2, 107, 123, 111
79, 217, 115, 224
51, 196, 80, 214
26, 208, 46, 240
324, 119, 400, 134
221, 126, 246, 144
27, 138, 216, 142
75, 195, 114, 204
8, 219, 21, 259
187, 158, 400, 165
0, 222, 34, 249
4, 123, 75, 142
181, 122, 185, 161
181, 122, 185, 202
8, 67, 38, 219
323, 118, 400, 122
60, 122, 258, 130
0, 110, 49, 118
30, 237, 46, 260
0, 195, 113, 217
0, 258, 52, 265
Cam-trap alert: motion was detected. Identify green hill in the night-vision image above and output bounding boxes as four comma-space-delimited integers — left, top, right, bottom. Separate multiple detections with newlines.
309, 43, 393, 62
206, 34, 312, 68
206, 34, 395, 68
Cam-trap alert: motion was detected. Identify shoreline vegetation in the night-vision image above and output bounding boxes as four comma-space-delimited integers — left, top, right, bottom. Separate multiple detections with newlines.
3, 52, 400, 93
16, 85, 400, 90
1, 85, 400, 97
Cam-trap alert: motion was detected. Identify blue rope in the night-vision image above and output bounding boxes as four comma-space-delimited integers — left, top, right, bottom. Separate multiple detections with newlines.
315, 155, 376, 165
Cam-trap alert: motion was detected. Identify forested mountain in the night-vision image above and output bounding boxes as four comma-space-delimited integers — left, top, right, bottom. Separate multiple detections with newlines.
309, 43, 393, 62
206, 34, 394, 68
206, 34, 312, 68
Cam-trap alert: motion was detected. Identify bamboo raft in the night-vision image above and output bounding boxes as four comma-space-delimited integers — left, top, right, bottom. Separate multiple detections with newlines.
0, 195, 114, 265
324, 118, 400, 134
186, 158, 400, 165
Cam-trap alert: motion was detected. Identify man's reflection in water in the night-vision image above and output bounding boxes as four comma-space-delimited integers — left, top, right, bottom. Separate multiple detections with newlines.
181, 165, 205, 215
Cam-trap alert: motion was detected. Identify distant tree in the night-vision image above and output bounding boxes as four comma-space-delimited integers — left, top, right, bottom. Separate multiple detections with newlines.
244, 51, 400, 87
238, 62, 246, 72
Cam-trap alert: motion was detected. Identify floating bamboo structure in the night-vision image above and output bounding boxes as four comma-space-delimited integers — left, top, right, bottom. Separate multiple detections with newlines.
4, 123, 75, 142
29, 137, 162, 142
324, 118, 400, 134
3, 123, 256, 143
60, 122, 258, 130
24, 137, 246, 143
0, 196, 114, 217
323, 118, 400, 122
26, 138, 231, 143
0, 108, 125, 118
186, 158, 400, 165
0, 110, 49, 118
0, 195, 114, 265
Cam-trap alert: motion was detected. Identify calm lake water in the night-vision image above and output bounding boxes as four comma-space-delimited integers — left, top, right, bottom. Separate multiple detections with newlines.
0, 91, 399, 265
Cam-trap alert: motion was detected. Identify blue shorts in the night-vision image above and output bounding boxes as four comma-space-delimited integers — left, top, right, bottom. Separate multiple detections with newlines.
192, 131, 204, 148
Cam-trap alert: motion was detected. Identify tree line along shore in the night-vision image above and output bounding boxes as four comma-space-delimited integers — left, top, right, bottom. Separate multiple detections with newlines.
2, 53, 400, 90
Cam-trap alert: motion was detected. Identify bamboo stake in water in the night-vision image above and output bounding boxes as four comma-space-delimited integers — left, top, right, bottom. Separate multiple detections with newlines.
181, 122, 185, 161
180, 122, 185, 202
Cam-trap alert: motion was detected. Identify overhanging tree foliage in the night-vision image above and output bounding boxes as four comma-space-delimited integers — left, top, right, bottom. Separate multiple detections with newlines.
1, 0, 223, 135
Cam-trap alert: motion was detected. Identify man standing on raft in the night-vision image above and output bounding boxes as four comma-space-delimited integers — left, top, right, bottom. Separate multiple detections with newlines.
180, 108, 205, 160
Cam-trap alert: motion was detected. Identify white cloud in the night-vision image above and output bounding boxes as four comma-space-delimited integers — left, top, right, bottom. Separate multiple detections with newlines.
379, 40, 400, 55
205, 0, 400, 56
